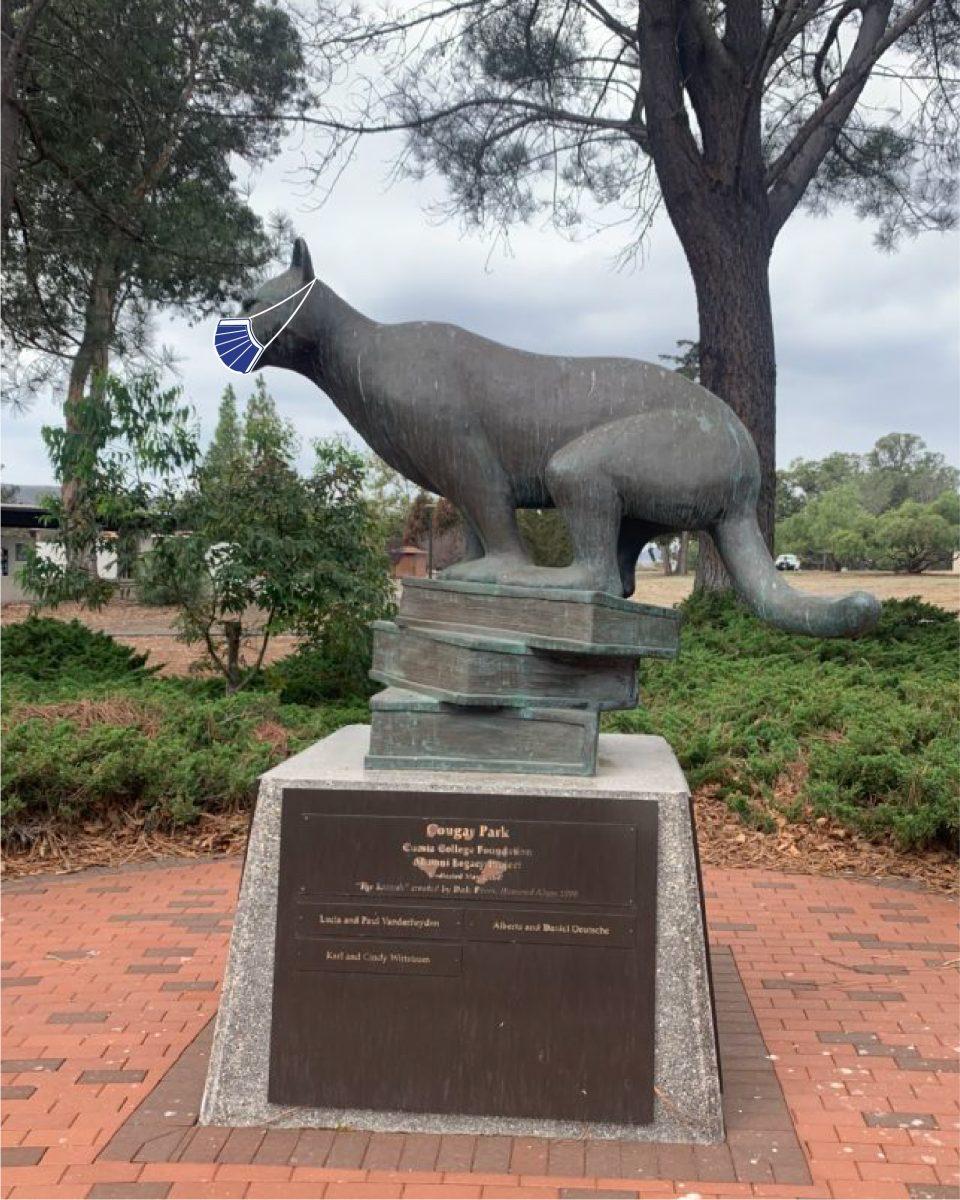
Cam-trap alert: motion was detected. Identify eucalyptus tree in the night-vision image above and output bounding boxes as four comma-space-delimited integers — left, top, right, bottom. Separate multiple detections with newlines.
305, 0, 957, 588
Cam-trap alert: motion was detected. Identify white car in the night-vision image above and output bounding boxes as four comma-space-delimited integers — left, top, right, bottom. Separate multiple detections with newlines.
775, 553, 801, 571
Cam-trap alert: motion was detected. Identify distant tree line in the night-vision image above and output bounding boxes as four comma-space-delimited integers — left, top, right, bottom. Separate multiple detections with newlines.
776, 433, 959, 573
391, 424, 960, 582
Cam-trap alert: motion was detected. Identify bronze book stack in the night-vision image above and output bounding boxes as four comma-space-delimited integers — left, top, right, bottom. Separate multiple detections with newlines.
366, 578, 680, 776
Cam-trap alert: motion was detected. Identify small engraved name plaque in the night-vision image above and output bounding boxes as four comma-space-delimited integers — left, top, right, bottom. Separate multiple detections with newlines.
269, 789, 657, 1124
463, 907, 636, 948
295, 903, 462, 941
295, 937, 462, 976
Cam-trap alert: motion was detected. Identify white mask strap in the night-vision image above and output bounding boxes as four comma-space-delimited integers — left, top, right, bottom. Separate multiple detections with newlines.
249, 279, 316, 370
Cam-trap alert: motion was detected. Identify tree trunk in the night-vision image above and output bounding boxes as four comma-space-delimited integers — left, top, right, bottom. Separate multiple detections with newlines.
684, 216, 777, 593
677, 531, 689, 576
61, 252, 119, 571
636, 1, 776, 597
1, 0, 49, 241
223, 619, 242, 692
0, 6, 20, 241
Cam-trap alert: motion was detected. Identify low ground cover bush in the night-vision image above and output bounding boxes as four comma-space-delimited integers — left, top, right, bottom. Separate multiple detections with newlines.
4, 599, 956, 851
264, 622, 379, 705
607, 595, 959, 849
5, 617, 154, 682
2, 624, 365, 838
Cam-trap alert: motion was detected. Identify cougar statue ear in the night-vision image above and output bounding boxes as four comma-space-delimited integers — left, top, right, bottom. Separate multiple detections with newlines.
291, 237, 315, 282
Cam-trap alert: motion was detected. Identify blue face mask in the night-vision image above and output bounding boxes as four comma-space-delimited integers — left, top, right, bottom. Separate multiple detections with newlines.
214, 280, 315, 374
214, 319, 264, 374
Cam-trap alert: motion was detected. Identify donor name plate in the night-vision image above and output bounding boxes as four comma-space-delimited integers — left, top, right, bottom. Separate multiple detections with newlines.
269, 789, 657, 1124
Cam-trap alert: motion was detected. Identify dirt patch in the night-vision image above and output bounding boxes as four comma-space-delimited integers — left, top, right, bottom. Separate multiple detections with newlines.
693, 785, 957, 894
1, 601, 300, 677
252, 719, 290, 756
1, 599, 190, 632
108, 634, 299, 677
3, 793, 955, 893
1, 810, 251, 878
632, 568, 960, 612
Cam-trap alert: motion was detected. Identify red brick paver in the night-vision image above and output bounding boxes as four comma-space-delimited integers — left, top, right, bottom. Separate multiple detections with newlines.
2, 859, 957, 1200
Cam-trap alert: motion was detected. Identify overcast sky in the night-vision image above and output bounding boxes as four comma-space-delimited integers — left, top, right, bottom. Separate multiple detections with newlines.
3, 125, 958, 485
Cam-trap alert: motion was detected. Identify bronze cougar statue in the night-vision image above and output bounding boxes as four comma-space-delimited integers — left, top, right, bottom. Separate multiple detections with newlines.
240, 238, 879, 638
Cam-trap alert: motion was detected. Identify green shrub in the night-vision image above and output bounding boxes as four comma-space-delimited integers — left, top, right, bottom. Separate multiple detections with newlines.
3, 596, 956, 853
606, 595, 959, 849
2, 676, 366, 834
4, 617, 155, 682
266, 623, 378, 705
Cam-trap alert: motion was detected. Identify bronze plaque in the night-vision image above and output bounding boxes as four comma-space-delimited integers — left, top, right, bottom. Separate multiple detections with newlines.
270, 789, 657, 1125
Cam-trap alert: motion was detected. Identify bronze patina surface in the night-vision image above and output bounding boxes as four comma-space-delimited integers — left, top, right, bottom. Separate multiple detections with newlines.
365, 580, 674, 775
245, 238, 878, 638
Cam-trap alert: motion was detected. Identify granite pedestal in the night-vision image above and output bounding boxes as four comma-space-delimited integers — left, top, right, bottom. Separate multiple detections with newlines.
201, 725, 723, 1143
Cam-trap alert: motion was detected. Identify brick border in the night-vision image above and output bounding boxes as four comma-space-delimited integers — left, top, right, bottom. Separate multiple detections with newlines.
97, 947, 810, 1187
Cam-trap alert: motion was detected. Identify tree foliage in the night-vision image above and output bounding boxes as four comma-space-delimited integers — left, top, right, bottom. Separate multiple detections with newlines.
776, 451, 865, 519
658, 339, 701, 383
403, 491, 435, 547
3, 0, 309, 401
140, 382, 395, 692
516, 510, 574, 568
861, 432, 960, 512
18, 372, 198, 606
775, 433, 959, 572
776, 482, 878, 569
315, 0, 956, 249
777, 433, 958, 521
363, 454, 419, 550
874, 499, 957, 573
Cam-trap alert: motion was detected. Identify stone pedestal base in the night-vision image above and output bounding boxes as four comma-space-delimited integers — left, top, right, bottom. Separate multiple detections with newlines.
200, 725, 723, 1144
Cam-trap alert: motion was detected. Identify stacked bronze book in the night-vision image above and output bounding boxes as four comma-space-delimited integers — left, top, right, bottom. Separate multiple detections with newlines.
366, 578, 680, 776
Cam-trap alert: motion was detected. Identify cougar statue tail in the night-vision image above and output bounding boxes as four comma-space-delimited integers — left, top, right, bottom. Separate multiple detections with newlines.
713, 513, 879, 638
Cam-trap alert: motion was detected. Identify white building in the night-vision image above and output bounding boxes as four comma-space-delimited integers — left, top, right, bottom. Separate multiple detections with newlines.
1, 484, 144, 606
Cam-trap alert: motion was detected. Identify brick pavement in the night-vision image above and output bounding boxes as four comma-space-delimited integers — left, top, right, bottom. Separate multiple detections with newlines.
2, 858, 957, 1200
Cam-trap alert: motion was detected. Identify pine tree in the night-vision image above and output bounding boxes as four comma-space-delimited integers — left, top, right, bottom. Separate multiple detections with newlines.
201, 387, 243, 486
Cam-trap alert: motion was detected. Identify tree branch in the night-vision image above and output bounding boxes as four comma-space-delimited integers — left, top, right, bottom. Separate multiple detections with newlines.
192, 92, 648, 145
760, 0, 829, 78
813, 0, 860, 98
1, 0, 49, 68
638, 0, 707, 195
766, 0, 934, 236
581, 0, 639, 45
14, 99, 143, 239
